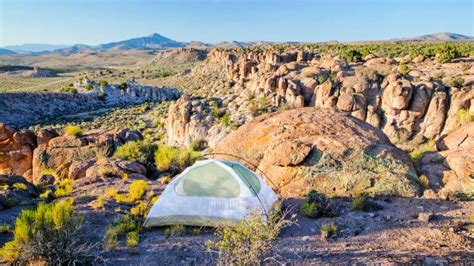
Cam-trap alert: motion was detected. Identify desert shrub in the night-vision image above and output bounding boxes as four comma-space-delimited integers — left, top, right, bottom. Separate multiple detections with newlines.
2, 197, 19, 209
456, 108, 474, 126
60, 87, 78, 94
300, 189, 335, 218
97, 93, 107, 101
12, 183, 27, 191
436, 45, 461, 63
206, 204, 295, 264
113, 140, 157, 167
160, 176, 171, 185
341, 49, 363, 63
130, 200, 148, 217
104, 216, 141, 250
191, 227, 201, 236
119, 82, 127, 90
190, 139, 206, 151
155, 146, 201, 173
399, 63, 409, 75
64, 125, 82, 136
126, 231, 139, 249
129, 180, 149, 201
409, 139, 436, 162
85, 84, 94, 91
155, 146, 179, 172
54, 179, 74, 198
418, 175, 430, 190
94, 196, 105, 209
104, 187, 119, 199
164, 224, 185, 237
446, 77, 465, 88
220, 112, 231, 127
351, 194, 383, 212
0, 223, 10, 233
0, 201, 96, 264
320, 223, 337, 240
470, 214, 474, 224
98, 80, 108, 87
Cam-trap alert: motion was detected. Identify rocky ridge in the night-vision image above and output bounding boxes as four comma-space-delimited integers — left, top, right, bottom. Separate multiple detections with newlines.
166, 47, 473, 150
0, 81, 180, 128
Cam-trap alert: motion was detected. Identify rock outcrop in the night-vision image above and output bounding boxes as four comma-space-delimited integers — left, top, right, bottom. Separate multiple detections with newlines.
32, 129, 143, 183
200, 48, 474, 149
214, 108, 420, 197
419, 123, 474, 198
166, 96, 232, 148
0, 82, 180, 128
0, 124, 36, 179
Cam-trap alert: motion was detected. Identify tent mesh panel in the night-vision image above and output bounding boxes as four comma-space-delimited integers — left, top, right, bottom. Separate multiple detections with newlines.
175, 162, 241, 198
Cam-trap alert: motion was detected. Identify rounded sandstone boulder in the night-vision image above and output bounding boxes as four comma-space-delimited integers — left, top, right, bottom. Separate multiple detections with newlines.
214, 108, 420, 197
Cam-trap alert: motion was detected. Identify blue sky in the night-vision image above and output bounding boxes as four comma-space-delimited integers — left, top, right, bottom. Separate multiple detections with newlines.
0, 0, 472, 46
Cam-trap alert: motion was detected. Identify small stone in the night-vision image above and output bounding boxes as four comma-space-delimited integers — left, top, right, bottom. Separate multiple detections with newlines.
302, 236, 310, 241
368, 213, 376, 218
418, 212, 434, 222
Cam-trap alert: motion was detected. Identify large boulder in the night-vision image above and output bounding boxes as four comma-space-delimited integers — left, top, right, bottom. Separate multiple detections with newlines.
214, 108, 420, 197
419, 123, 474, 198
32, 129, 143, 184
0, 124, 36, 180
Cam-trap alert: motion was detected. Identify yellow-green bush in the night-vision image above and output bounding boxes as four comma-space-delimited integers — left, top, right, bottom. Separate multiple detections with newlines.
0, 201, 95, 264
104, 217, 141, 250
104, 187, 119, 199
155, 146, 201, 173
113, 140, 156, 167
12, 183, 27, 191
54, 179, 74, 198
456, 108, 473, 126
129, 180, 149, 201
64, 125, 82, 137
409, 139, 437, 162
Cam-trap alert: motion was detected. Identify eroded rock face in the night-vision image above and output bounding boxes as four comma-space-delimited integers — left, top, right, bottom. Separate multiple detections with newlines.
166, 96, 231, 148
203, 48, 474, 149
420, 123, 474, 198
0, 124, 36, 180
214, 108, 420, 197
32, 129, 143, 184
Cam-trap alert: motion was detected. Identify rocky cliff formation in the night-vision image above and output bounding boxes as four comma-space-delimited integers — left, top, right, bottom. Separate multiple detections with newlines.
0, 124, 146, 184
419, 122, 474, 199
214, 108, 420, 197
206, 48, 473, 145
0, 82, 180, 129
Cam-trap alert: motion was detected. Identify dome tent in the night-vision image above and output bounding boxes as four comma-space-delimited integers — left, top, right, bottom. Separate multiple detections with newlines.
144, 159, 279, 227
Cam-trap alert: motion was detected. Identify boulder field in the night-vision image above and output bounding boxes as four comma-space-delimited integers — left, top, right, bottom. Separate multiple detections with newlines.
215, 108, 422, 197
166, 48, 473, 150
0, 124, 146, 184
419, 122, 474, 199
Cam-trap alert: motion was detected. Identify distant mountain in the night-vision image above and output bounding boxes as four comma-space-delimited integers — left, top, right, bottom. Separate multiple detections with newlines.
2, 44, 70, 53
0, 48, 17, 55
97, 33, 185, 51
390, 32, 473, 43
